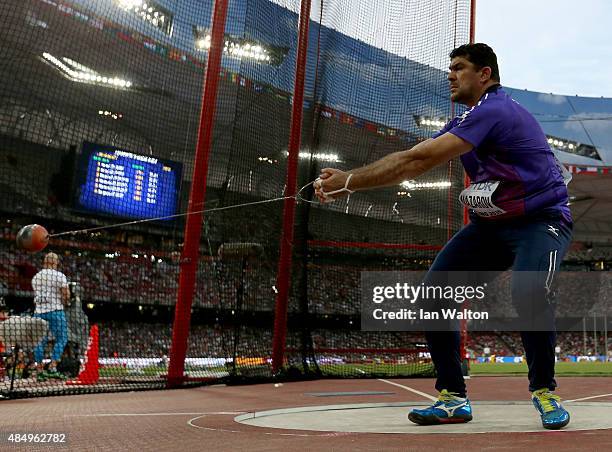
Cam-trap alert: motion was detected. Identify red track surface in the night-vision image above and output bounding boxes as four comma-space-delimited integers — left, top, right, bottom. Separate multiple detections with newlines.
2, 376, 612, 451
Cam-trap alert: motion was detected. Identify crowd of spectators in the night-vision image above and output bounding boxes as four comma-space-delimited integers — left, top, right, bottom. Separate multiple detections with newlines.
466, 332, 521, 357
1, 238, 610, 326
1, 224, 611, 378
565, 248, 612, 263
95, 322, 609, 361
98, 320, 273, 359
0, 240, 447, 313
3, 321, 610, 382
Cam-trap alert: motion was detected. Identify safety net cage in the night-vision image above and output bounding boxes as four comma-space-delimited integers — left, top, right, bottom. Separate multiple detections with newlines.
0, 0, 471, 398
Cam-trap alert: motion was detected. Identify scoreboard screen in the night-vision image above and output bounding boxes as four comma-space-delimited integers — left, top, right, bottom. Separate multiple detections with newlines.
74, 142, 182, 221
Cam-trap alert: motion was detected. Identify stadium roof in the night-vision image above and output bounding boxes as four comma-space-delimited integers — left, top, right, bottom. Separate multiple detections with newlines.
73, 0, 612, 165
6, 0, 612, 241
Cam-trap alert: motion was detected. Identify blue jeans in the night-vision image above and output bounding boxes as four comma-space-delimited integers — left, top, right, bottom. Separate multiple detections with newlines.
33, 310, 68, 363
425, 212, 573, 396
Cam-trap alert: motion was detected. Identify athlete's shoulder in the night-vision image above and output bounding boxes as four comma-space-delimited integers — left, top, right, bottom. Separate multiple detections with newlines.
490, 87, 523, 111
476, 88, 510, 111
452, 92, 507, 128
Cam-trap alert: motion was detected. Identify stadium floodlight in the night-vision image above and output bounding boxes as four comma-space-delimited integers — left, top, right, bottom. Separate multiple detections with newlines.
98, 110, 123, 120
42, 52, 76, 76
548, 135, 572, 151
414, 115, 448, 129
546, 134, 600, 160
284, 151, 340, 162
41, 52, 134, 91
115, 0, 173, 36
304, 152, 339, 162
400, 180, 451, 190
62, 57, 96, 74
197, 34, 271, 62
193, 26, 287, 65
258, 156, 277, 164
196, 35, 212, 50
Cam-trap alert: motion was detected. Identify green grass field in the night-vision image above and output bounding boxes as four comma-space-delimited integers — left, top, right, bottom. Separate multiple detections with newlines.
471, 361, 612, 376
98, 365, 229, 379
97, 361, 612, 379
320, 361, 612, 377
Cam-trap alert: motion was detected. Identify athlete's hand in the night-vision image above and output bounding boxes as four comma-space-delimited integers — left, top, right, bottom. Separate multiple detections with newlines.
314, 168, 353, 203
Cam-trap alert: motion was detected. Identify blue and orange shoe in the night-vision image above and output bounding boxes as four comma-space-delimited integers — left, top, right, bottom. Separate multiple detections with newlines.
531, 388, 570, 430
408, 390, 473, 425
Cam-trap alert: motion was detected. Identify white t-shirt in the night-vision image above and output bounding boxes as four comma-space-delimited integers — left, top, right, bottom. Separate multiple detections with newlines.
31, 269, 68, 314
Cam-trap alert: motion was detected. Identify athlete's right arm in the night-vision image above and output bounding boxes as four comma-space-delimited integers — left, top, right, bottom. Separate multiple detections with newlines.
315, 133, 473, 202
351, 133, 473, 188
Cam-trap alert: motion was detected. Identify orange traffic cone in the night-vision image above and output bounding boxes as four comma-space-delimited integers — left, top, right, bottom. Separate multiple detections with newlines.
66, 324, 99, 385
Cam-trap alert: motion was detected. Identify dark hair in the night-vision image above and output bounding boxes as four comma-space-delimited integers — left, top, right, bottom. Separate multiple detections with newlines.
450, 43, 500, 82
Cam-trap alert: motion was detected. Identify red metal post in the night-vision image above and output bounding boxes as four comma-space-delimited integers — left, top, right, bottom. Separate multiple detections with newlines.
167, 0, 229, 388
271, 0, 313, 374
470, 0, 477, 44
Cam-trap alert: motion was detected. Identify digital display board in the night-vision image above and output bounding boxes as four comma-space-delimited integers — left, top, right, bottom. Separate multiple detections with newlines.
74, 142, 182, 221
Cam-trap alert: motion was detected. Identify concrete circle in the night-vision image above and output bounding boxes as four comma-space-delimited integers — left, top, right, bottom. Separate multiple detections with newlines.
235, 401, 612, 434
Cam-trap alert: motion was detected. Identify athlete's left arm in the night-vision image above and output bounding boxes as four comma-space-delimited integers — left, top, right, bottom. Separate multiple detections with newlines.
315, 133, 473, 201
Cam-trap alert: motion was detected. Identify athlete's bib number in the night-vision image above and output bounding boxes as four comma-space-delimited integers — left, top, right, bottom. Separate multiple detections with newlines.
459, 181, 506, 217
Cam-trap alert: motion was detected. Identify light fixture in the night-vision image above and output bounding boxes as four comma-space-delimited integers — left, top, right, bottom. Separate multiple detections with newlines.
258, 156, 277, 164
195, 33, 272, 62
400, 180, 451, 190
415, 115, 448, 129
193, 26, 287, 65
98, 110, 123, 120
42, 52, 134, 90
116, 0, 172, 35
546, 134, 600, 160
284, 151, 340, 162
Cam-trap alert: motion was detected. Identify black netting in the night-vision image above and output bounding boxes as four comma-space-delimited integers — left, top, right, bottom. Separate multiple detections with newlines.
0, 0, 472, 397
284, 0, 470, 378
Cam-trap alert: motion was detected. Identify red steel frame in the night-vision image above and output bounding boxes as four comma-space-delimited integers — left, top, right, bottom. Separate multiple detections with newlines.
470, 0, 477, 45
271, 0, 313, 373
167, 0, 229, 388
